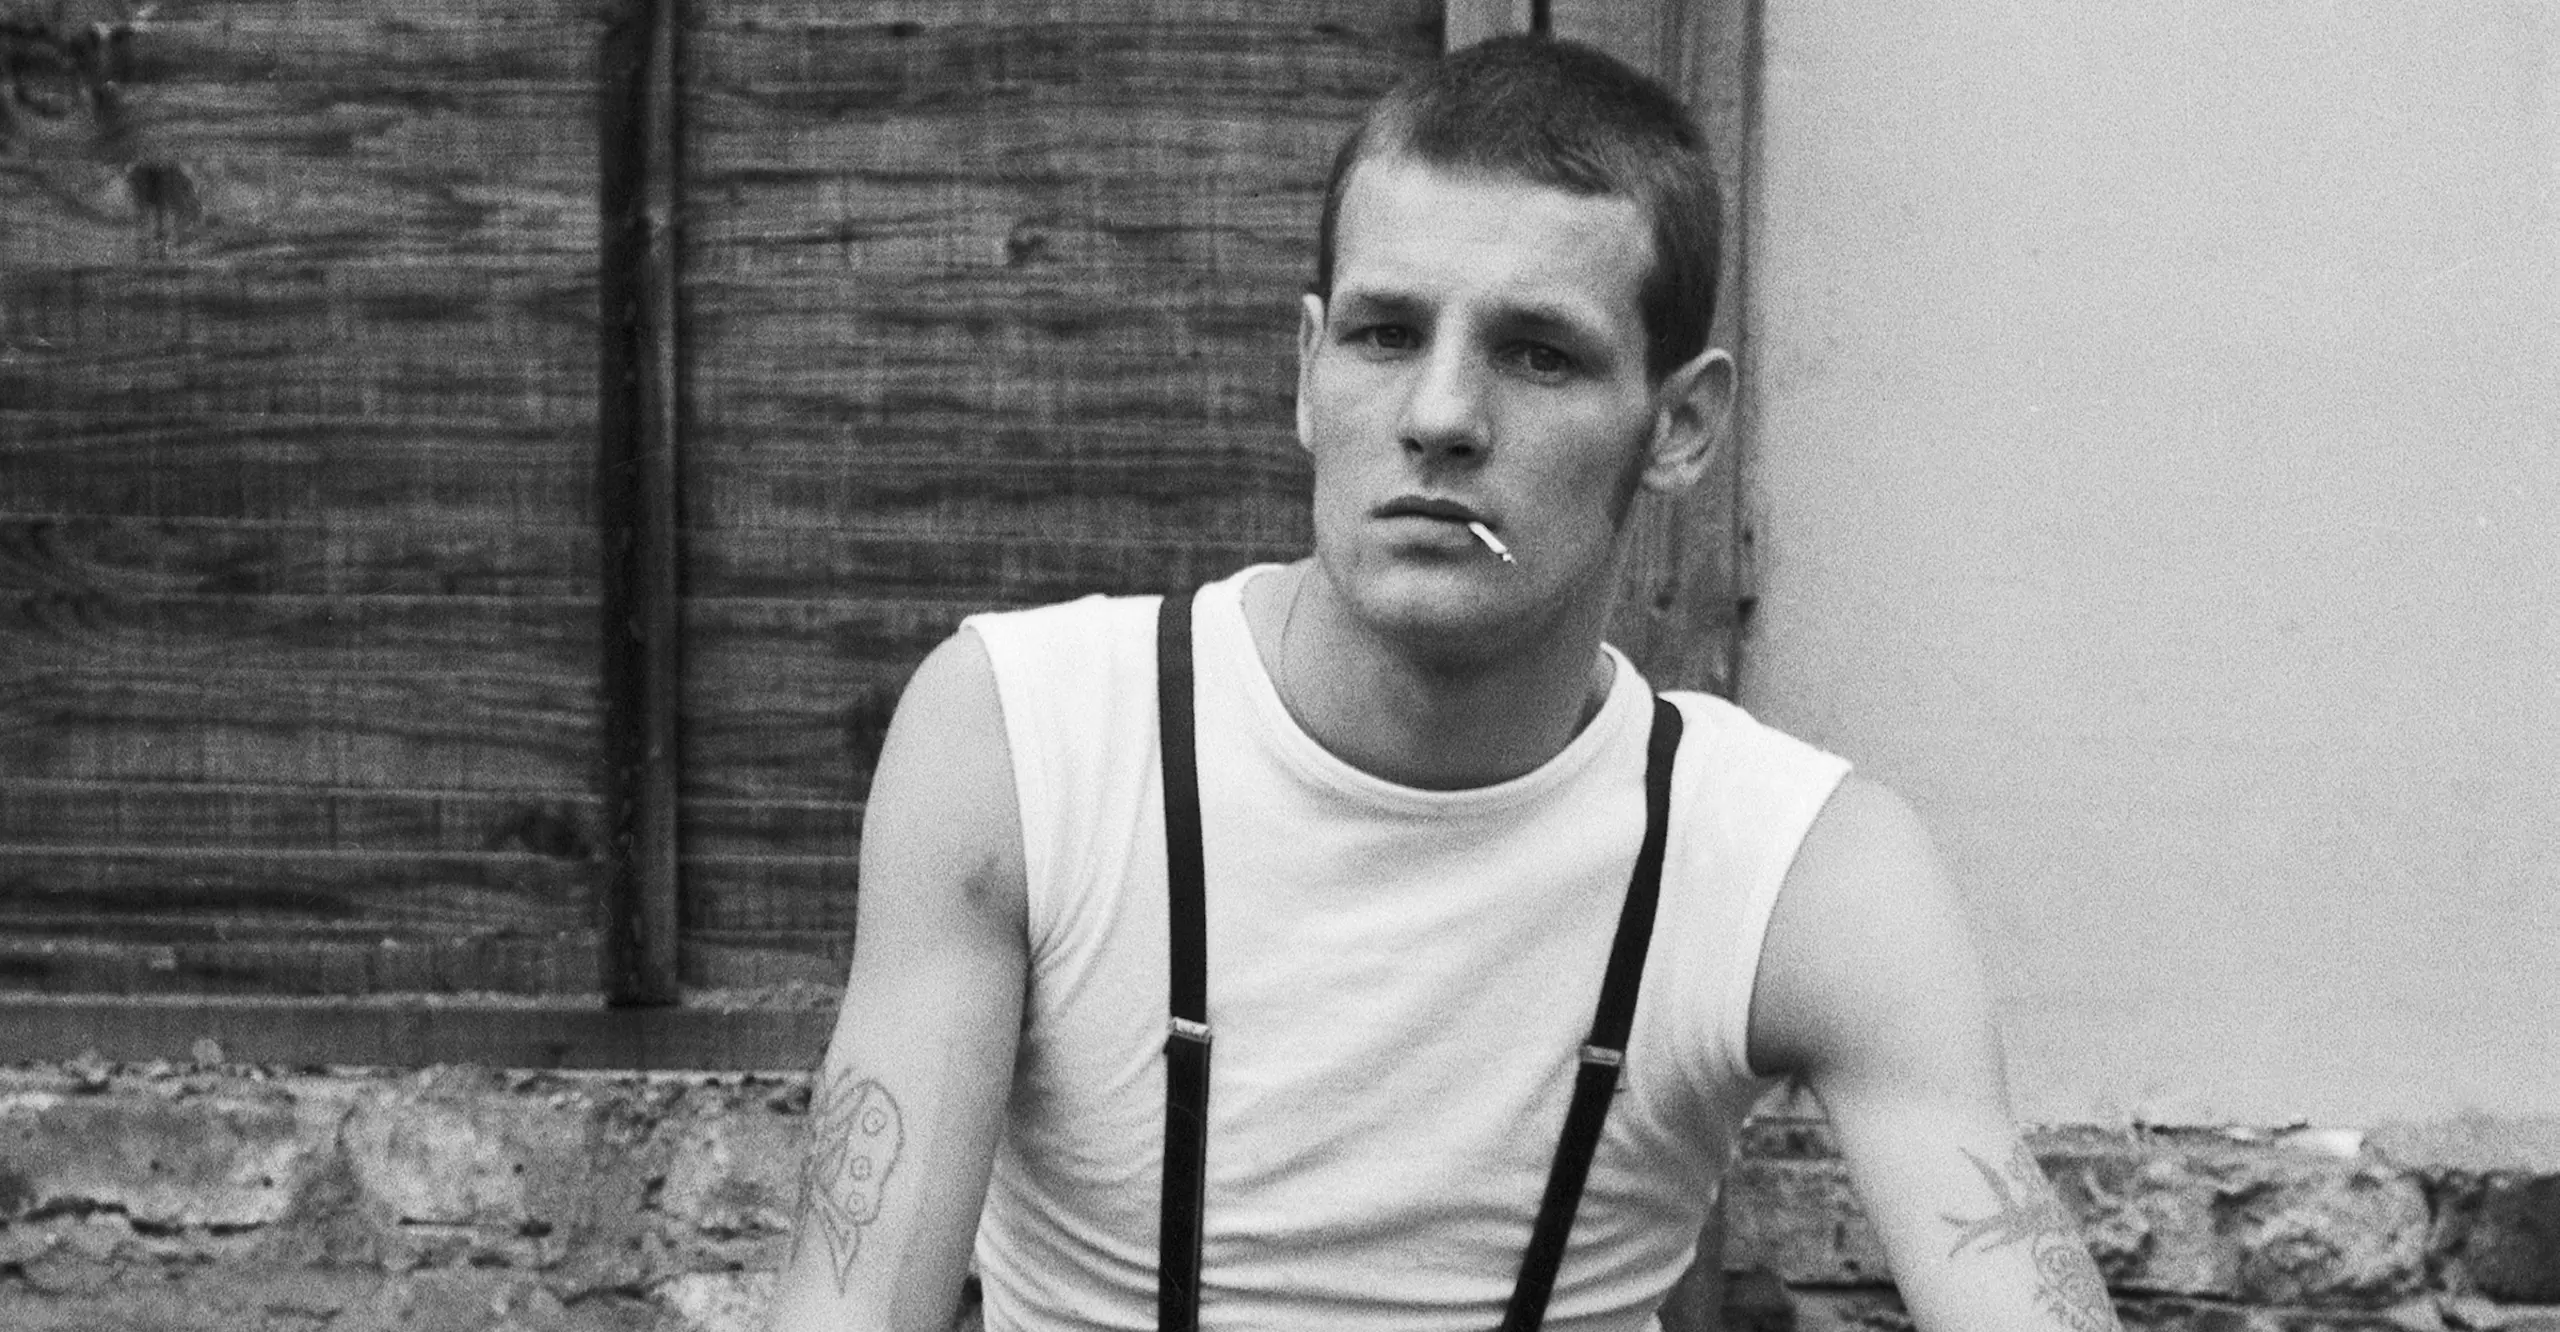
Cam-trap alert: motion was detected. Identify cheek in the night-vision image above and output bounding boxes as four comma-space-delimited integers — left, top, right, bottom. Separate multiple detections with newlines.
1606, 430, 1653, 521
1523, 412, 1655, 519
1303, 366, 1386, 438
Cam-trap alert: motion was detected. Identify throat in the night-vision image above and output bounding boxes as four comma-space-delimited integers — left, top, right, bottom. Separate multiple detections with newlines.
1249, 564, 1617, 790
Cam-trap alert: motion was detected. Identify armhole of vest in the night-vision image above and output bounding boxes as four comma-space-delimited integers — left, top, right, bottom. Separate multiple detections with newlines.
1711, 728, 1855, 1088
958, 615, 1062, 957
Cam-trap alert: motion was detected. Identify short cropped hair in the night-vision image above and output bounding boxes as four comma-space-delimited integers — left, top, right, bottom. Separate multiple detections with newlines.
1312, 35, 1722, 382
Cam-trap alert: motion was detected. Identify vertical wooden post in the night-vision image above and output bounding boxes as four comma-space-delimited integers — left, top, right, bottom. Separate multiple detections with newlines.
1445, 0, 1537, 49
596, 0, 685, 1005
1551, 0, 1695, 80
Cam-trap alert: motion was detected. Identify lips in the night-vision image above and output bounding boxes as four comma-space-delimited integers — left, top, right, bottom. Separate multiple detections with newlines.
1375, 495, 1491, 526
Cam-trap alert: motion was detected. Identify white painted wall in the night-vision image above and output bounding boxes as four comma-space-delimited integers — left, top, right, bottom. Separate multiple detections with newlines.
1741, 3, 2560, 1126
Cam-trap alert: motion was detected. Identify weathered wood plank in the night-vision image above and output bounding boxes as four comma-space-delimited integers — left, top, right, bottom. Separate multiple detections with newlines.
1, 666, 598, 787
692, 172, 1326, 274
592, 0, 687, 1005
687, 1, 1429, 38
0, 932, 598, 998
0, 781, 604, 857
678, 279, 1305, 422
0, 591, 593, 674
0, 515, 596, 600
678, 797, 859, 862
679, 933, 846, 990
0, 851, 589, 930
0, 264, 596, 422
671, 1, 1435, 911
679, 859, 846, 933
0, 0, 603, 266
0, 994, 834, 1070
0, 0, 611, 1000
1, 0, 609, 78
683, 448, 1312, 555
685, 529, 1294, 604
0, 418, 591, 526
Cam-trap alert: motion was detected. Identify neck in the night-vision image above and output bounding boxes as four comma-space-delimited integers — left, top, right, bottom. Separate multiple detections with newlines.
1245, 561, 1619, 791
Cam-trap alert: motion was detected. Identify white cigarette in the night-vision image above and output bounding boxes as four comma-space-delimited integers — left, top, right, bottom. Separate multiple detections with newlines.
1465, 520, 1515, 564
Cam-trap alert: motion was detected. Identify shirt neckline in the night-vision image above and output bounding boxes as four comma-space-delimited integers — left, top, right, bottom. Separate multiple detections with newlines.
1202, 565, 1650, 815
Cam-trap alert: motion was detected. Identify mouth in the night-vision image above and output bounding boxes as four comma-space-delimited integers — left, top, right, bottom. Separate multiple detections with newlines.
1374, 495, 1491, 527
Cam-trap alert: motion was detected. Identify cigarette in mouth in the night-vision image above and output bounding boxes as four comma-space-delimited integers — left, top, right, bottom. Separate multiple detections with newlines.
1465, 520, 1516, 565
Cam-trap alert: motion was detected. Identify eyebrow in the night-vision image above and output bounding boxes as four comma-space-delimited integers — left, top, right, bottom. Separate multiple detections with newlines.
1330, 287, 1616, 344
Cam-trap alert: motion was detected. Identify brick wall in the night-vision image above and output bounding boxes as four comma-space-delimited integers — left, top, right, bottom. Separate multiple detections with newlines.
1, 1063, 2552, 1332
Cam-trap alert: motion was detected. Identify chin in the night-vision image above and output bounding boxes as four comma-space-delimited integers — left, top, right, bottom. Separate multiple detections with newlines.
1323, 556, 1541, 661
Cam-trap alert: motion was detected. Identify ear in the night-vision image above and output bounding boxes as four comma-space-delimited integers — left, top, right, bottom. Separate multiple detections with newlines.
1638, 345, 1735, 494
1295, 293, 1325, 453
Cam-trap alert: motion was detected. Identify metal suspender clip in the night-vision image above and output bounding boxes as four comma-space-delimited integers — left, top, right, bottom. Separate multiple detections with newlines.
1577, 1044, 1624, 1069
1168, 1017, 1213, 1046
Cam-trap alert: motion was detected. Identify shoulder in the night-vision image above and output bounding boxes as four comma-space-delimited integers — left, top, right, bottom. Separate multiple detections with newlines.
1781, 775, 1940, 893
1743, 774, 1997, 1084
1657, 691, 1854, 854
1661, 690, 1849, 784
860, 628, 1027, 939
963, 590, 1159, 663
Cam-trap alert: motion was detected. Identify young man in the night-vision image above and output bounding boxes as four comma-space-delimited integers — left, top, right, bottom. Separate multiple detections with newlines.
769, 36, 2119, 1332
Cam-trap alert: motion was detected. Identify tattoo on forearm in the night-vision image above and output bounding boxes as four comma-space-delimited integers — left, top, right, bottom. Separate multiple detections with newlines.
790, 1068, 907, 1294
1941, 1144, 2117, 1332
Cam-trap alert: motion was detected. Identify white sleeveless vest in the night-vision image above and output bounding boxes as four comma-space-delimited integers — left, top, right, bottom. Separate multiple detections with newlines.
964, 567, 1849, 1332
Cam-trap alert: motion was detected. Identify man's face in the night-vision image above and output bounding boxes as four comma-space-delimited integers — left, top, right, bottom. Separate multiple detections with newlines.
1296, 154, 1703, 656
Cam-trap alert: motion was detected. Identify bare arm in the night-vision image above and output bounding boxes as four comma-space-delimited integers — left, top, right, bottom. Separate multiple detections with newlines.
767, 630, 1028, 1332
1749, 778, 2118, 1332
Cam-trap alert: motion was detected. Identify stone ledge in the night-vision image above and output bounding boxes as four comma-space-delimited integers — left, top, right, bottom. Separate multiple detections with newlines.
0, 1066, 2553, 1330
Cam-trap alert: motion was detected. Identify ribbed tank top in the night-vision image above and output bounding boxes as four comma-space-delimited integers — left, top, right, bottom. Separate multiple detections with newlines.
964, 566, 1850, 1332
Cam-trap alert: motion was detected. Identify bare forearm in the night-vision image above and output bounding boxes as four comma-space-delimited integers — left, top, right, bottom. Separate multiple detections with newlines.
765, 903, 1022, 1330
783, 1069, 911, 1307
1923, 1142, 2118, 1332
766, 1034, 1008, 1332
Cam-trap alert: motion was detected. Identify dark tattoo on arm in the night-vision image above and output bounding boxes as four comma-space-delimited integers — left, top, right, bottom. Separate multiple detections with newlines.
1941, 1144, 2118, 1332
790, 1067, 907, 1295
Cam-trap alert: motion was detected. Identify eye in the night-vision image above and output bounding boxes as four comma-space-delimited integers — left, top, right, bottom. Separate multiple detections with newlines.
1503, 342, 1576, 379
1346, 323, 1419, 355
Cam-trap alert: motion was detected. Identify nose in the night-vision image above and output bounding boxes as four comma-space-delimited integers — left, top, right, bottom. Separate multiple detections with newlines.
1397, 342, 1488, 466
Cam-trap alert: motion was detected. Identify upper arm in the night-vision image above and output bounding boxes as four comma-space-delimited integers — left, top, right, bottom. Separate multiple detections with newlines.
1746, 777, 2118, 1332
767, 628, 1029, 1332
1747, 775, 2005, 1115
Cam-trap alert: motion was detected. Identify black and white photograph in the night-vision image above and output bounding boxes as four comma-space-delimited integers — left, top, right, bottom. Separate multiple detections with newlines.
2, 2, 2553, 1329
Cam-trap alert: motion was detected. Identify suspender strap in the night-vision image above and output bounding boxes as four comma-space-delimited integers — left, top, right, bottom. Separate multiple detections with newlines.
1498, 695, 1685, 1332
1151, 588, 1684, 1332
1155, 590, 1212, 1332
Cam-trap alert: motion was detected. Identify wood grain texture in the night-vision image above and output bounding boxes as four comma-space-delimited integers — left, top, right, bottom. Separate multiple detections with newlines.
2, 665, 598, 788
0, 853, 587, 930
0, 932, 598, 996
0, 0, 603, 266
0, 266, 597, 424
0, 781, 604, 857
1591, 0, 1754, 697
0, 514, 596, 600
0, 0, 609, 995
5, 0, 1752, 1008
0, 993, 834, 1070
592, 0, 685, 1002
673, 1, 1440, 964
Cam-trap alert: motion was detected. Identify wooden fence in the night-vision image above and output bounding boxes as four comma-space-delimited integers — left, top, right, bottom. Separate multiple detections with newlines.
0, 0, 1746, 1048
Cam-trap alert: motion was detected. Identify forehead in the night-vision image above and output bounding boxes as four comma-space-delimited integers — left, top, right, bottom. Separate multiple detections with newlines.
1329, 155, 1652, 339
